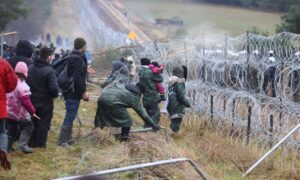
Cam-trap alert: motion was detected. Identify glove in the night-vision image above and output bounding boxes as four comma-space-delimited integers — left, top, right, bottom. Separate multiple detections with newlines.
152, 124, 161, 131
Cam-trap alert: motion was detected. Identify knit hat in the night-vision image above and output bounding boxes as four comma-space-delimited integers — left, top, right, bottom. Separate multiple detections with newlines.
74, 37, 86, 50
15, 62, 28, 78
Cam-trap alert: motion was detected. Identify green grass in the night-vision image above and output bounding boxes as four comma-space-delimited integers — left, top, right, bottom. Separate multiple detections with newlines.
123, 0, 282, 36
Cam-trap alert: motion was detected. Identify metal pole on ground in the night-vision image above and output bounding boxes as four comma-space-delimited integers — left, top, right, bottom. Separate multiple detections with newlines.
243, 123, 300, 176
54, 158, 208, 180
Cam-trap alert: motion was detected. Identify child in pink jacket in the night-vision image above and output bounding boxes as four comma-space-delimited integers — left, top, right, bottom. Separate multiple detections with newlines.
148, 61, 166, 101
6, 62, 39, 154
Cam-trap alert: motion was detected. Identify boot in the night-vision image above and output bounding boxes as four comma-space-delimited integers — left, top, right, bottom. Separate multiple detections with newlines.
17, 132, 33, 154
57, 125, 73, 147
0, 151, 11, 171
0, 133, 11, 170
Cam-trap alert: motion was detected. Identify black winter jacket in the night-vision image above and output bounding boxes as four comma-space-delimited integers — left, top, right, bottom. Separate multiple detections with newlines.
8, 56, 33, 69
27, 59, 59, 104
62, 50, 88, 100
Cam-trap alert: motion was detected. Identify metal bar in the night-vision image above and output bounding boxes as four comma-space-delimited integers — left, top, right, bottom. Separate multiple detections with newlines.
243, 123, 300, 176
1, 33, 3, 58
54, 158, 208, 180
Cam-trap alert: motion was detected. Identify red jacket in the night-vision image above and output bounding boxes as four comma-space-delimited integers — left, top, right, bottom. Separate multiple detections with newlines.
0, 59, 18, 119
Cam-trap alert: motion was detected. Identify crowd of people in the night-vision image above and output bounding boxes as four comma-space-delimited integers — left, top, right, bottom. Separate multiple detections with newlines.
0, 37, 191, 171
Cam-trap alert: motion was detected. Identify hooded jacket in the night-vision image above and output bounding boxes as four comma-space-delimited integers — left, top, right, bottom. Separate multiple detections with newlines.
0, 59, 18, 119
138, 66, 163, 107
27, 59, 59, 104
62, 50, 88, 100
167, 66, 190, 119
94, 85, 155, 128
8, 40, 34, 69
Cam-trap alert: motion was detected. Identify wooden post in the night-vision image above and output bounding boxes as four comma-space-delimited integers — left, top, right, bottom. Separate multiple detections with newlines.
210, 95, 214, 123
279, 97, 283, 128
231, 99, 236, 135
269, 114, 274, 147
246, 105, 252, 144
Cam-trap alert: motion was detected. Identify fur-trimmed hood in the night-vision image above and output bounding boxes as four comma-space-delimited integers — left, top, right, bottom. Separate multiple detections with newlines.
167, 76, 185, 86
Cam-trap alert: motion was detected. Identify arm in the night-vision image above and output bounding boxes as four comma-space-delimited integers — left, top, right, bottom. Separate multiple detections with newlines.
47, 70, 59, 98
72, 58, 87, 96
4, 63, 18, 93
175, 83, 190, 107
130, 96, 155, 126
20, 95, 35, 114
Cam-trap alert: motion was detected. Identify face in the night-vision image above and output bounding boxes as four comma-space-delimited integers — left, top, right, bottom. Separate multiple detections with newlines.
46, 55, 53, 64
80, 45, 87, 52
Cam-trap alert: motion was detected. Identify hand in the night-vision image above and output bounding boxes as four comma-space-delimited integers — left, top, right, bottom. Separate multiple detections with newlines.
32, 113, 41, 120
152, 124, 161, 132
82, 92, 89, 102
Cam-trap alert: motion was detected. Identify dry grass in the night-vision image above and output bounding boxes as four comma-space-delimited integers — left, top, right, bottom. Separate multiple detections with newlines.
1, 85, 300, 179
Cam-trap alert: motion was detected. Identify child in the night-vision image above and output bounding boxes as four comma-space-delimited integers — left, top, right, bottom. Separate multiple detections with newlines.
6, 62, 39, 153
148, 61, 166, 101
167, 65, 191, 133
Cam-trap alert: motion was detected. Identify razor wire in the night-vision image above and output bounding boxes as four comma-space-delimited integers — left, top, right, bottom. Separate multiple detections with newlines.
125, 32, 300, 148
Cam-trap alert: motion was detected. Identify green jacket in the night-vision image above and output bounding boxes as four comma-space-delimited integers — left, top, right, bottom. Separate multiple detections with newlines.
94, 85, 155, 128
167, 76, 190, 118
138, 66, 163, 107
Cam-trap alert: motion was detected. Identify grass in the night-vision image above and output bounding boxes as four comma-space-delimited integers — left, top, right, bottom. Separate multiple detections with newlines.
0, 85, 300, 179
123, 0, 282, 37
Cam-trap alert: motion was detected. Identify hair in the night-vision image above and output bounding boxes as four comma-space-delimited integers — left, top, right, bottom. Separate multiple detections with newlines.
140, 58, 151, 65
151, 61, 160, 67
40, 47, 53, 61
16, 72, 26, 81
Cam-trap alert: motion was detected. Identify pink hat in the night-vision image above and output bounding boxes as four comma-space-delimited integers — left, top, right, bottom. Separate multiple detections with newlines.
15, 62, 28, 78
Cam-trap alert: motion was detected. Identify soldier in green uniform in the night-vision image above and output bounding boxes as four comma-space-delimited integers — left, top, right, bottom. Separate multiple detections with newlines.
167, 65, 191, 133
138, 58, 163, 127
94, 83, 160, 141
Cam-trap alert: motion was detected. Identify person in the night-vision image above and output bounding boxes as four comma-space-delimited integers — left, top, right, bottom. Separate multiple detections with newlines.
8, 40, 34, 69
167, 65, 191, 133
57, 37, 89, 147
138, 58, 163, 127
263, 50, 277, 97
148, 61, 166, 101
101, 57, 131, 88
0, 58, 18, 171
27, 47, 59, 148
6, 62, 39, 153
94, 83, 160, 141
51, 48, 61, 65
127, 56, 136, 78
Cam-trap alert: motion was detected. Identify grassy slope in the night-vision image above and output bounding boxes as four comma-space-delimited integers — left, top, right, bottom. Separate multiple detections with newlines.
123, 0, 281, 36
0, 85, 299, 179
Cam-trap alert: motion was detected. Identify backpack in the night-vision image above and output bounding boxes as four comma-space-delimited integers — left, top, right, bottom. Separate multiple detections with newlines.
52, 55, 74, 93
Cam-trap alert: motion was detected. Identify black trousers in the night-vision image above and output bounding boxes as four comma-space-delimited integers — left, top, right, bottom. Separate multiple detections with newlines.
29, 102, 54, 148
7, 120, 34, 141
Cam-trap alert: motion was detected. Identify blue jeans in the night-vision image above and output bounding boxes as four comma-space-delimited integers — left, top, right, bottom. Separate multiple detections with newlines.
63, 99, 80, 126
0, 120, 8, 152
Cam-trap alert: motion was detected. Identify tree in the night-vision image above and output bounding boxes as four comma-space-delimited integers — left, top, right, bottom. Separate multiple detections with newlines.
276, 4, 300, 33
0, 0, 28, 32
